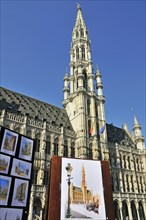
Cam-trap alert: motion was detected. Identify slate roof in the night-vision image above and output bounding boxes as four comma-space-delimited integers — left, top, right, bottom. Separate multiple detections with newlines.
106, 123, 135, 146
0, 87, 74, 132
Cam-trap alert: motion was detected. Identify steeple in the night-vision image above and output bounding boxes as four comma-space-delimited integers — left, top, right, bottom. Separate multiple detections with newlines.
62, 5, 108, 160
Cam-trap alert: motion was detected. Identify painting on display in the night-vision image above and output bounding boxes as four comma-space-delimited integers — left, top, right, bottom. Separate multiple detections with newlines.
11, 158, 32, 179
61, 158, 106, 220
19, 136, 34, 161
11, 178, 29, 207
0, 175, 11, 206
0, 154, 11, 174
0, 208, 23, 220
1, 129, 18, 156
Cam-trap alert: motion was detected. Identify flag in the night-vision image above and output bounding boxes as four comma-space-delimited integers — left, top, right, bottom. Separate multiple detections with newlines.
99, 125, 105, 135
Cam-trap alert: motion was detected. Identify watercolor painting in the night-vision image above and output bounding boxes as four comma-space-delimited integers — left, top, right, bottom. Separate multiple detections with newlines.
11, 158, 32, 179
61, 158, 106, 219
0, 208, 23, 220
19, 136, 34, 161
0, 154, 10, 174
1, 129, 18, 156
0, 175, 11, 206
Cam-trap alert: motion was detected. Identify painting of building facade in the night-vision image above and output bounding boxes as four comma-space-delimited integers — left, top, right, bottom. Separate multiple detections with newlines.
61, 158, 106, 219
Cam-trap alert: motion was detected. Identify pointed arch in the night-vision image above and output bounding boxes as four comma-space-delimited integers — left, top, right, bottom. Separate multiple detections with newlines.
33, 197, 42, 218
131, 200, 138, 220
76, 47, 79, 59
139, 201, 145, 220
81, 28, 84, 37
114, 200, 121, 220
122, 200, 129, 219
83, 70, 87, 90
81, 45, 85, 59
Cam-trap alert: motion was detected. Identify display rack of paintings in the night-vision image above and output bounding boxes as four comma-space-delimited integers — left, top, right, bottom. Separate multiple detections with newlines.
0, 126, 35, 220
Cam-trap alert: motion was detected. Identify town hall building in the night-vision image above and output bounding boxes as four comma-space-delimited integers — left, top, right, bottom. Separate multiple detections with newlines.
0, 4, 145, 220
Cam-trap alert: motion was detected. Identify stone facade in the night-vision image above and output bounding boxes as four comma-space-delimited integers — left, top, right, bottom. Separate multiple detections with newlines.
0, 4, 146, 220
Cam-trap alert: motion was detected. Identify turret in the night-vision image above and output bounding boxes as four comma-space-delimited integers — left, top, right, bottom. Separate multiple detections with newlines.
133, 115, 144, 150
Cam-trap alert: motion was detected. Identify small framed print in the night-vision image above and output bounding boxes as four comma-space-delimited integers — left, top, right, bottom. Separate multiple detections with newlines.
19, 136, 34, 161
11, 158, 32, 179
0, 208, 23, 220
1, 129, 18, 156
0, 175, 11, 206
11, 178, 29, 207
0, 154, 11, 174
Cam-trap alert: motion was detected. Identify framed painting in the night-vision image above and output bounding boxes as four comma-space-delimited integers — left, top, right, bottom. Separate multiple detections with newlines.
0, 208, 23, 220
1, 129, 18, 156
0, 175, 11, 206
11, 178, 29, 207
11, 158, 32, 179
19, 136, 34, 161
0, 154, 11, 174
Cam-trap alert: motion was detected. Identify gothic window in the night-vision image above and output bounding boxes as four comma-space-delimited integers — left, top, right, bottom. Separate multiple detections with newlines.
122, 201, 129, 220
113, 153, 117, 167
63, 140, 68, 157
140, 176, 143, 193
123, 155, 126, 169
81, 46, 85, 59
136, 158, 140, 171
33, 198, 42, 218
32, 169, 38, 184
88, 119, 92, 137
83, 71, 87, 90
45, 136, 51, 155
139, 202, 145, 220
131, 175, 134, 192
122, 173, 126, 192
87, 99, 90, 115
128, 156, 131, 169
88, 143, 92, 159
126, 174, 130, 191
120, 154, 122, 168
35, 139, 40, 152
131, 201, 138, 220
43, 170, 49, 185
71, 142, 75, 158
115, 173, 120, 191
76, 30, 79, 38
76, 47, 79, 59
81, 28, 84, 37
114, 201, 121, 220
54, 137, 59, 155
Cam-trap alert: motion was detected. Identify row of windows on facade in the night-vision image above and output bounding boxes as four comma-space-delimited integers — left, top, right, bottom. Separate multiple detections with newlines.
35, 139, 94, 159
114, 200, 145, 220
112, 173, 145, 193
75, 28, 85, 38
75, 46, 85, 60
110, 153, 144, 172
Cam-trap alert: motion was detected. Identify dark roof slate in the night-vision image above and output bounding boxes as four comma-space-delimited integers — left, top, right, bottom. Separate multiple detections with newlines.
0, 87, 74, 132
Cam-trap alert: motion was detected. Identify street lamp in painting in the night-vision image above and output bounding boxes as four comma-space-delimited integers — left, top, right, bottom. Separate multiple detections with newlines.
66, 163, 73, 218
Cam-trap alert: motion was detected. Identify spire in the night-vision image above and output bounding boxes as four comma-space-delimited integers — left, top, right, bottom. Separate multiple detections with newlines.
134, 115, 139, 126
74, 4, 87, 31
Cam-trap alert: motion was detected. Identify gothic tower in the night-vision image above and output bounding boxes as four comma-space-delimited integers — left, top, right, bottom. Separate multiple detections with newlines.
81, 165, 87, 203
62, 4, 109, 160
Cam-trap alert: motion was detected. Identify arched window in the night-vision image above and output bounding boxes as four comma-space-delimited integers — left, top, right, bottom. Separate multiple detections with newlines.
122, 173, 126, 192
88, 119, 92, 137
81, 28, 84, 37
76, 30, 79, 38
83, 71, 87, 90
137, 158, 140, 171
123, 155, 126, 168
115, 173, 120, 191
71, 142, 75, 158
88, 143, 92, 159
45, 135, 51, 155
63, 140, 68, 157
122, 201, 129, 220
139, 202, 145, 220
126, 174, 130, 191
76, 47, 79, 59
140, 176, 143, 193
81, 46, 85, 59
114, 201, 121, 220
131, 201, 138, 220
128, 156, 131, 169
131, 175, 134, 192
33, 197, 42, 218
54, 137, 58, 155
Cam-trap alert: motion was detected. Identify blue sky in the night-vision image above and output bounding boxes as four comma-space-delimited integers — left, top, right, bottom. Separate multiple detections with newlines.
1, 1, 145, 138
